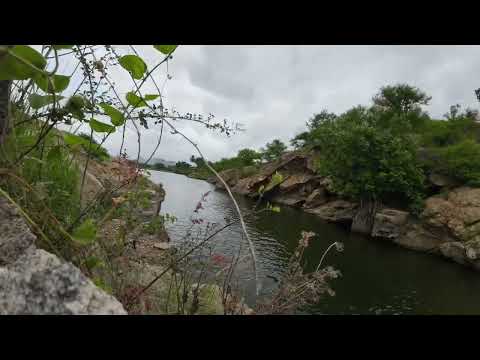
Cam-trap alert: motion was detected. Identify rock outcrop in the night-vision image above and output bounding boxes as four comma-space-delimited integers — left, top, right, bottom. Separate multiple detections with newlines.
0, 197, 126, 314
211, 150, 480, 273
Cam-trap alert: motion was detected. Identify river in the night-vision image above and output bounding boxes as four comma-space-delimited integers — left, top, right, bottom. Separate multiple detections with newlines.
148, 170, 480, 314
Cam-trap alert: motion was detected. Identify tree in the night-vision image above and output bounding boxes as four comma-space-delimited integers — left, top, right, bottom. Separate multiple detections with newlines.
290, 131, 310, 149
314, 104, 425, 213
372, 84, 431, 133
237, 148, 261, 166
306, 110, 337, 131
261, 139, 287, 162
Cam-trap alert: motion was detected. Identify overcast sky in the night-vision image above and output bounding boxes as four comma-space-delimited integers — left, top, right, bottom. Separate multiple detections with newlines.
66, 45, 480, 163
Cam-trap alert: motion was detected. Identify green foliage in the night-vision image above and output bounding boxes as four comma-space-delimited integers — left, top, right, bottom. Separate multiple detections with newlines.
316, 114, 425, 208
153, 45, 177, 55
89, 118, 116, 133
429, 139, 480, 186
72, 219, 97, 245
126, 91, 148, 108
143, 214, 176, 235
119, 55, 147, 80
237, 148, 262, 166
76, 133, 110, 161
28, 94, 64, 109
99, 103, 125, 126
261, 139, 287, 162
33, 73, 70, 93
0, 45, 46, 80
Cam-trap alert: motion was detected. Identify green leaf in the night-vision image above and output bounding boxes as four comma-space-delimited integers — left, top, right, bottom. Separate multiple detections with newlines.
89, 118, 116, 133
153, 45, 177, 55
119, 55, 147, 80
126, 91, 147, 108
0, 45, 47, 80
72, 219, 97, 245
33, 73, 70, 93
52, 45, 74, 50
64, 133, 88, 146
144, 94, 159, 101
28, 94, 64, 109
271, 206, 281, 213
46, 145, 62, 162
99, 103, 124, 126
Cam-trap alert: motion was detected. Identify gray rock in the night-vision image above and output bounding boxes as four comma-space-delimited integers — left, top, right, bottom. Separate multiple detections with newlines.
153, 242, 172, 250
303, 188, 328, 209
439, 238, 480, 270
394, 222, 448, 252
0, 198, 126, 314
0, 198, 36, 266
305, 200, 357, 224
371, 209, 410, 240
0, 249, 126, 314
428, 173, 457, 188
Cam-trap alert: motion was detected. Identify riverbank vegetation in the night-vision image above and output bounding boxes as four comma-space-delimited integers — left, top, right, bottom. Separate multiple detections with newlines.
0, 45, 340, 315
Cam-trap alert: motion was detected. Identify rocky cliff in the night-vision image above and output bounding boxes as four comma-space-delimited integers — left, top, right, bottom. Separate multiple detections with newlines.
208, 151, 480, 271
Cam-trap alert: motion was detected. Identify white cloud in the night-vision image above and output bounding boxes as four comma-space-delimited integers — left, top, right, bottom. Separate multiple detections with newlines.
54, 45, 480, 163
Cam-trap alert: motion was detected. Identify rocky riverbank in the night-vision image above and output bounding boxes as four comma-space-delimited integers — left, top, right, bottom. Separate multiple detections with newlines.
208, 151, 480, 271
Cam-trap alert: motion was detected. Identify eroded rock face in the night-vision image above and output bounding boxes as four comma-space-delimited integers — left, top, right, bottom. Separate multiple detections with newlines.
438, 238, 480, 270
303, 188, 328, 209
421, 187, 480, 241
371, 209, 410, 240
0, 198, 126, 315
305, 200, 357, 224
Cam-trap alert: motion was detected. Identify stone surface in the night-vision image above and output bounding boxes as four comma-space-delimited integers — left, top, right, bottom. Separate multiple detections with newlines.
153, 242, 172, 250
393, 222, 448, 252
428, 173, 457, 188
305, 200, 357, 224
371, 209, 410, 240
0, 198, 36, 266
303, 188, 328, 209
0, 249, 126, 314
438, 238, 480, 270
0, 198, 126, 315
421, 187, 480, 241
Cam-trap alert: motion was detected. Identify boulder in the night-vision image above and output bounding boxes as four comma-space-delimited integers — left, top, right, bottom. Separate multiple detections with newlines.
271, 193, 305, 207
0, 198, 126, 315
0, 249, 127, 314
278, 173, 314, 192
439, 237, 480, 270
394, 222, 449, 252
428, 173, 457, 188
371, 209, 410, 240
303, 188, 328, 209
305, 200, 357, 224
421, 187, 480, 241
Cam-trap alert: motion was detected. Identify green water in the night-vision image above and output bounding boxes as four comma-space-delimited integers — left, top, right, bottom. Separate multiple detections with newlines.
149, 170, 480, 314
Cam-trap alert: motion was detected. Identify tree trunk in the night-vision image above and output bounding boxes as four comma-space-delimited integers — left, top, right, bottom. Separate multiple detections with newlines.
0, 80, 11, 146
351, 198, 378, 235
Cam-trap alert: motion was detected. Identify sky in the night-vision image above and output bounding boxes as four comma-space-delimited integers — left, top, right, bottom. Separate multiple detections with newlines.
58, 45, 480, 163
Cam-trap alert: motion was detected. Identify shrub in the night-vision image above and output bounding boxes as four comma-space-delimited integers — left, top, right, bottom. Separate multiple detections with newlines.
432, 139, 480, 186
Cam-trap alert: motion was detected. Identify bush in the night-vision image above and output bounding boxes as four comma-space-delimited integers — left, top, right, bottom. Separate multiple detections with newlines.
432, 139, 480, 186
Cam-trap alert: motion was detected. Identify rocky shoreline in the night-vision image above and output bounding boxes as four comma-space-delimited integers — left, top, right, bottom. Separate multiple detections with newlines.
208, 151, 480, 271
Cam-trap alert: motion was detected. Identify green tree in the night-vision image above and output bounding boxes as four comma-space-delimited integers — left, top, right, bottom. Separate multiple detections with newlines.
315, 104, 425, 213
306, 110, 337, 131
237, 148, 261, 166
371, 84, 431, 133
261, 139, 287, 162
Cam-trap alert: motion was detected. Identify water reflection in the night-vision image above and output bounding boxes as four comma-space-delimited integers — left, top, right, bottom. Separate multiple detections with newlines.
149, 170, 480, 314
